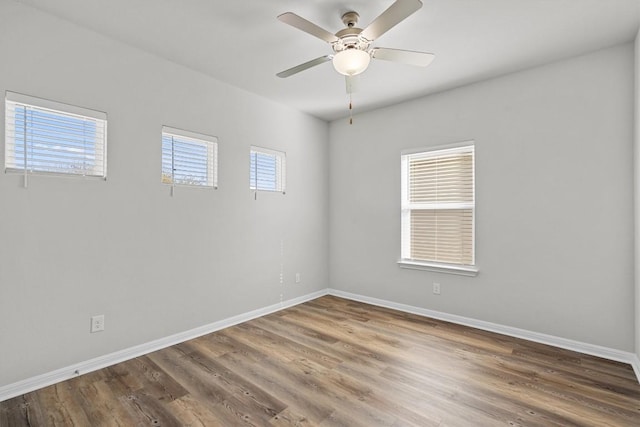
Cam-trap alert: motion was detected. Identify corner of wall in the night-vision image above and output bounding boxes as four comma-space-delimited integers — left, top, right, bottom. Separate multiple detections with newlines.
634, 27, 640, 362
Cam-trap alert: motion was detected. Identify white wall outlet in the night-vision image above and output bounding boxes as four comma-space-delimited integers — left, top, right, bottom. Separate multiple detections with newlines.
433, 282, 441, 295
295, 273, 301, 283
91, 314, 105, 333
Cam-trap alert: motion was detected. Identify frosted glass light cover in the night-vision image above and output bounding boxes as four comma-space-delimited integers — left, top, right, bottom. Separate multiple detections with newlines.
332, 49, 371, 76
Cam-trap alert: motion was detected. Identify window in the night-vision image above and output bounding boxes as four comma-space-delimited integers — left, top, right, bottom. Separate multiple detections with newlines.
4, 92, 107, 180
400, 143, 476, 275
161, 126, 218, 188
250, 146, 286, 193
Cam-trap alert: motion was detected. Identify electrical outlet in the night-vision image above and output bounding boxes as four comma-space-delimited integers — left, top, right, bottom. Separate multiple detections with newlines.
433, 282, 441, 295
295, 273, 301, 283
91, 315, 105, 333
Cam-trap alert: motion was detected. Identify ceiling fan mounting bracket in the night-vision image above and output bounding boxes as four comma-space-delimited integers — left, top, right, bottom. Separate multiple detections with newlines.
341, 11, 360, 28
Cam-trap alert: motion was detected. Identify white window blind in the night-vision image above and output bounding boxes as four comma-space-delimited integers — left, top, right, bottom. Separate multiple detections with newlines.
250, 146, 286, 193
401, 143, 475, 267
161, 126, 218, 189
4, 92, 107, 180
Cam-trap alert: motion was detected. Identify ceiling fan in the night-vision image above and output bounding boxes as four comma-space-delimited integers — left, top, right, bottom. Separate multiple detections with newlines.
276, 0, 434, 81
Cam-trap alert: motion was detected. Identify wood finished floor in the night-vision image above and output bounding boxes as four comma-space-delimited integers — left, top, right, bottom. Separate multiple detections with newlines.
1, 295, 640, 426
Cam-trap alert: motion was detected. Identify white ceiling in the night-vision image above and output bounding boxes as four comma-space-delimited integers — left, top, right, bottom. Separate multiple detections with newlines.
18, 0, 640, 122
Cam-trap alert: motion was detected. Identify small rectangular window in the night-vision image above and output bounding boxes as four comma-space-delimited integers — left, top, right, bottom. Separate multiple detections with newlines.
161, 126, 218, 188
4, 92, 107, 179
401, 143, 475, 270
250, 146, 285, 193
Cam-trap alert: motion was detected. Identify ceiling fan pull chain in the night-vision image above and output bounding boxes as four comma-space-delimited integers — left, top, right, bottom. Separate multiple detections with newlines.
349, 93, 353, 125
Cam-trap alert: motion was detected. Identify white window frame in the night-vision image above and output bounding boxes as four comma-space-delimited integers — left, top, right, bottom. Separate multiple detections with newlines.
4, 91, 107, 185
249, 145, 286, 194
398, 141, 478, 276
161, 126, 218, 192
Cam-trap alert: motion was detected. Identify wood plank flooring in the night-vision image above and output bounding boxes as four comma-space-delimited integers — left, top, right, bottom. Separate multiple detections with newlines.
1, 295, 639, 426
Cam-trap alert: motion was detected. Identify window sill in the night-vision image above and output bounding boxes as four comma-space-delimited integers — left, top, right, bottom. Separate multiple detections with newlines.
163, 182, 217, 190
5, 168, 106, 180
397, 260, 479, 277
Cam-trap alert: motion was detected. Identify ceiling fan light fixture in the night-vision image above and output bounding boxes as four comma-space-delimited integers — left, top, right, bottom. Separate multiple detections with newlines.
332, 49, 370, 76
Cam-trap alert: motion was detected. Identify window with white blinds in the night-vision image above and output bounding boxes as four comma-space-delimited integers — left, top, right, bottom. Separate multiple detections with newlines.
4, 92, 107, 179
401, 143, 475, 270
250, 146, 286, 193
161, 126, 218, 188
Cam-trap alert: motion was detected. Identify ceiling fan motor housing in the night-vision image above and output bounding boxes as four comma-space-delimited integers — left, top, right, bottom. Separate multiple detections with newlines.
331, 11, 371, 54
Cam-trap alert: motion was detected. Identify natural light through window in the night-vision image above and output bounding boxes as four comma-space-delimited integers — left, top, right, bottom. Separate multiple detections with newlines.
250, 146, 285, 193
161, 126, 218, 189
4, 92, 107, 180
399, 142, 477, 275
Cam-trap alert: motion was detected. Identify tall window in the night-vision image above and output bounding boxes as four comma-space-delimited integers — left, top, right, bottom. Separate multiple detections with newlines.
250, 146, 286, 193
161, 126, 218, 188
4, 92, 107, 180
400, 143, 475, 272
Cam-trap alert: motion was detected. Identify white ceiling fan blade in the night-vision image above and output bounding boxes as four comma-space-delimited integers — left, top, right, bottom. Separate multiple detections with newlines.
371, 47, 434, 67
361, 0, 423, 41
277, 12, 340, 44
276, 55, 333, 78
345, 75, 360, 94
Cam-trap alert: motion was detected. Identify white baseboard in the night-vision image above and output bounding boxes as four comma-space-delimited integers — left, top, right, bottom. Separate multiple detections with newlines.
0, 289, 328, 402
2, 286, 638, 402
327, 289, 640, 384
631, 355, 640, 382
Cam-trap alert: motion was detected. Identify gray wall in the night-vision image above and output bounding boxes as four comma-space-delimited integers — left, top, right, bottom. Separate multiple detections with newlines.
0, 1, 329, 387
635, 29, 640, 361
329, 44, 635, 351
